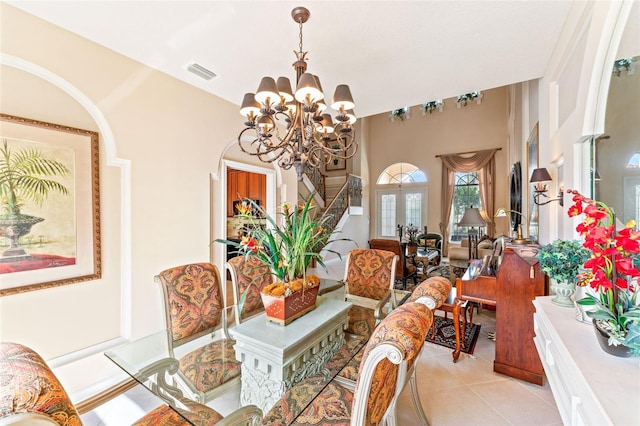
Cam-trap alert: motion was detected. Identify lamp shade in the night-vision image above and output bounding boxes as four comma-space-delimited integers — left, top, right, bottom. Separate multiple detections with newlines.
317, 114, 335, 133
458, 207, 487, 227
276, 77, 294, 103
240, 93, 260, 117
530, 167, 553, 183
331, 84, 355, 111
255, 77, 280, 104
295, 73, 324, 103
345, 109, 357, 124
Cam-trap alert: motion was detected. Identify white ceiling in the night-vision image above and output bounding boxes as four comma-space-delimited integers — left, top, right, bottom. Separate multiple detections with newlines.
4, 1, 594, 118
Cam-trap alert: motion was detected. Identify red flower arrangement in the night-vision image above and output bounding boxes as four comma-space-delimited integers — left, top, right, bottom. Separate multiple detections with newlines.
567, 190, 640, 355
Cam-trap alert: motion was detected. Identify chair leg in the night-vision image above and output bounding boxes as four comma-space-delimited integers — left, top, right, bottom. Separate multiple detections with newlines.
409, 372, 430, 426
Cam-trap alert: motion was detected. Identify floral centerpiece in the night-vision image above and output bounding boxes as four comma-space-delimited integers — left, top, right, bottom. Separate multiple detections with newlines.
538, 240, 589, 307
567, 190, 640, 356
217, 194, 347, 324
404, 224, 419, 253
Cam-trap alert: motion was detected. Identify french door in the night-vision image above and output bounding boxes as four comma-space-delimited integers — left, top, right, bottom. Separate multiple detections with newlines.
375, 188, 427, 238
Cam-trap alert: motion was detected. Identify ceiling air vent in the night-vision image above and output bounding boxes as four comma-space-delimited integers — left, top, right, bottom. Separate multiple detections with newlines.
185, 62, 218, 81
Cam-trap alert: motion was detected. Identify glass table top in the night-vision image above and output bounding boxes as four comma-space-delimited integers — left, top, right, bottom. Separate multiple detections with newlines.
104, 279, 411, 425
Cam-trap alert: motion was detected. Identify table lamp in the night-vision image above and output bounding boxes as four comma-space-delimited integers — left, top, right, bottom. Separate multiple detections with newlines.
494, 208, 531, 245
457, 206, 487, 259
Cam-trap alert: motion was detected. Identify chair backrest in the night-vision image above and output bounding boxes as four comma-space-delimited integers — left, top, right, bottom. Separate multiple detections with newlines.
350, 302, 433, 425
419, 232, 443, 252
226, 255, 273, 323
368, 239, 406, 277
0, 343, 82, 426
409, 276, 452, 309
343, 248, 396, 300
155, 263, 226, 350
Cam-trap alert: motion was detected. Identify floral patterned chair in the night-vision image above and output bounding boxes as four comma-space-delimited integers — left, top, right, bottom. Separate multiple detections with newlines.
342, 248, 397, 339
0, 342, 252, 426
329, 276, 452, 425
155, 262, 241, 404
262, 301, 434, 425
368, 239, 418, 290
226, 255, 273, 323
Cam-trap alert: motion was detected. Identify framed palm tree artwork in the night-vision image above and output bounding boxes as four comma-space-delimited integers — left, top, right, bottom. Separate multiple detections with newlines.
0, 114, 101, 296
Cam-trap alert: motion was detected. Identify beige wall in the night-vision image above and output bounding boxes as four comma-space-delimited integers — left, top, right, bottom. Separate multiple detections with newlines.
535, 0, 633, 243
365, 86, 511, 240
0, 3, 299, 399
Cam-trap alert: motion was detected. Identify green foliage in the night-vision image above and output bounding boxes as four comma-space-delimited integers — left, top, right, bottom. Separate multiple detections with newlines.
578, 288, 640, 356
216, 194, 353, 282
0, 138, 70, 216
538, 239, 590, 283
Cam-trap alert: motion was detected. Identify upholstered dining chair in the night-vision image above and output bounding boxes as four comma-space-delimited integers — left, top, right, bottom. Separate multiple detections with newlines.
155, 262, 241, 404
368, 238, 418, 290
342, 248, 397, 339
0, 342, 261, 426
226, 255, 273, 324
262, 301, 434, 425
328, 276, 452, 425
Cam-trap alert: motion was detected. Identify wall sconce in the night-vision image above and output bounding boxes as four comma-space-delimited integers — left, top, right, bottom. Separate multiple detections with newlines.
529, 168, 564, 206
494, 208, 531, 245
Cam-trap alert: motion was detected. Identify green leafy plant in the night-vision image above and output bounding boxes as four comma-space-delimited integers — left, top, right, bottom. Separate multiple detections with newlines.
538, 239, 590, 283
216, 194, 350, 283
0, 138, 69, 217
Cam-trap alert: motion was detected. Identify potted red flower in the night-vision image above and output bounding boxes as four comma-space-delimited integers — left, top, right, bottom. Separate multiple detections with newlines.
567, 190, 640, 356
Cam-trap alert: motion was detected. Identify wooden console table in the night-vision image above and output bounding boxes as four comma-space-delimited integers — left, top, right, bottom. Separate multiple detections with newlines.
456, 247, 548, 385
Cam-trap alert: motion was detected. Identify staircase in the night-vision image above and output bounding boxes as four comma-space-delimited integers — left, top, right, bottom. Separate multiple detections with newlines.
299, 167, 363, 249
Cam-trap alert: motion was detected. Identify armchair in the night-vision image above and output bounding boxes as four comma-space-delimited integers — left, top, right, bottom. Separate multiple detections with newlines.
262, 301, 434, 425
0, 343, 259, 426
226, 255, 273, 323
368, 238, 418, 289
342, 248, 396, 339
418, 231, 443, 258
154, 262, 241, 404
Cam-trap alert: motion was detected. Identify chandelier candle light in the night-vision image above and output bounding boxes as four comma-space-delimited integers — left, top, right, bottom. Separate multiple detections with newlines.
238, 7, 357, 181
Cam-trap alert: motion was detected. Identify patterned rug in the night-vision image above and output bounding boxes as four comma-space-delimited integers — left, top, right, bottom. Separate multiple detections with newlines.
426, 315, 481, 354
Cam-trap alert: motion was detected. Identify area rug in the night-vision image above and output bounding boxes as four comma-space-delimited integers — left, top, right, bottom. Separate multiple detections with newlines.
426, 315, 481, 355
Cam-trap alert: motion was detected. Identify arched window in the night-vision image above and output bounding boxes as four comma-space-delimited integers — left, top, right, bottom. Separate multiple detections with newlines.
449, 172, 483, 241
375, 163, 427, 237
377, 163, 427, 185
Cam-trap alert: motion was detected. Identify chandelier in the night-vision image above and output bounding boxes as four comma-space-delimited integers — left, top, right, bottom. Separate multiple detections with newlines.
237, 7, 357, 181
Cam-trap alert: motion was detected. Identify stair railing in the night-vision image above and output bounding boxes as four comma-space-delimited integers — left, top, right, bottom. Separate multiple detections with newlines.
303, 164, 326, 201
321, 173, 362, 235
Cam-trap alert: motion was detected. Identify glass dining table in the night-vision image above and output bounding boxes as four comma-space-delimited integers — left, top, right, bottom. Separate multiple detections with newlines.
105, 279, 411, 425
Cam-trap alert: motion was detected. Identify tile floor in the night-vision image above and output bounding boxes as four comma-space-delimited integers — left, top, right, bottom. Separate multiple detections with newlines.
82, 258, 562, 425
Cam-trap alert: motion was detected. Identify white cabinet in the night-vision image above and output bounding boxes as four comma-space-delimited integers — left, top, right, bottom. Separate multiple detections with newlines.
533, 296, 640, 426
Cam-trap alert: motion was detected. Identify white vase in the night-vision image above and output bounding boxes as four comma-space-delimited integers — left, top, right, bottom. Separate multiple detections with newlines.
550, 278, 575, 307
573, 285, 595, 323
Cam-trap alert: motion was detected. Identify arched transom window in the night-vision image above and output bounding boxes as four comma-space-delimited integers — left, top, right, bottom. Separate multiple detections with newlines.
377, 163, 427, 185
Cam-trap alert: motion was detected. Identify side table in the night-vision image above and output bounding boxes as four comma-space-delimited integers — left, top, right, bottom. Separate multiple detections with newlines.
432, 287, 468, 362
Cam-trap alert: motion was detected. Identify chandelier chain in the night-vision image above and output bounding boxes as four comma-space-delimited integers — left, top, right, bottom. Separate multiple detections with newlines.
298, 19, 304, 57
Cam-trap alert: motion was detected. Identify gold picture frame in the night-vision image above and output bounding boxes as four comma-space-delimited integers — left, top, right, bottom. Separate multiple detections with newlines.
0, 114, 101, 296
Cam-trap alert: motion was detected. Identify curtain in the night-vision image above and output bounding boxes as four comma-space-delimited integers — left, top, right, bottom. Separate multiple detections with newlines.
439, 149, 498, 255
